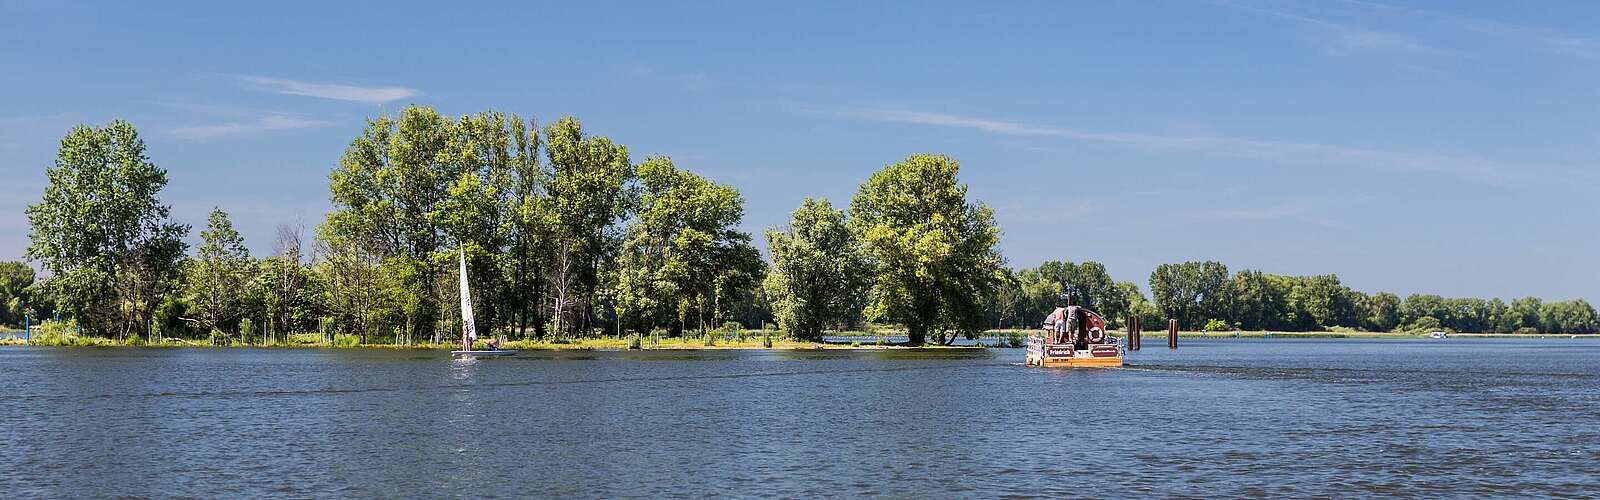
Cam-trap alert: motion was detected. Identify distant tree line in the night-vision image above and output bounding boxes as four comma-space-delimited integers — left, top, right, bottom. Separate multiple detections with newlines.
982, 260, 1599, 334
14, 116, 1596, 339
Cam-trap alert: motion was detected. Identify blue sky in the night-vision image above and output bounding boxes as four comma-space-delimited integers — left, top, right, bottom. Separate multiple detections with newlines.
2, 0, 1596, 300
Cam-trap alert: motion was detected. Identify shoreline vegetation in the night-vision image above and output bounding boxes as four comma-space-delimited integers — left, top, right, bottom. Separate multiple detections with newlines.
5, 112, 1596, 350
3, 328, 1592, 349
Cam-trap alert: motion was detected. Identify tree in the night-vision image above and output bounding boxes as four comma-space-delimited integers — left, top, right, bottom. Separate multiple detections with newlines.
542, 117, 634, 337
25, 120, 188, 338
1509, 297, 1543, 332
849, 154, 1003, 345
1119, 281, 1164, 331
1401, 294, 1448, 330
1149, 261, 1228, 329
613, 157, 761, 335
987, 268, 1025, 329
187, 208, 255, 338
263, 224, 308, 341
1229, 270, 1283, 331
1363, 292, 1401, 332
1540, 299, 1599, 334
763, 198, 871, 341
0, 262, 36, 327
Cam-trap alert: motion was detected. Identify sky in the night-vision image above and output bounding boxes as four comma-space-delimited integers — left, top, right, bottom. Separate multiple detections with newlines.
1, 0, 1597, 301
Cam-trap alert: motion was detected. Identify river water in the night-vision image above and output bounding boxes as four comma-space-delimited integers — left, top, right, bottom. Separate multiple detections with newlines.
2, 339, 1597, 498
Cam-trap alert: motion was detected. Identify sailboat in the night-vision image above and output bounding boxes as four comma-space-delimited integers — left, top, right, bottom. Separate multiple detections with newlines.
451, 246, 515, 357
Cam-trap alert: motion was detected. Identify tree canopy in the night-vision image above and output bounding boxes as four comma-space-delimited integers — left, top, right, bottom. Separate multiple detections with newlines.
850, 154, 1003, 345
764, 198, 870, 341
25, 120, 188, 338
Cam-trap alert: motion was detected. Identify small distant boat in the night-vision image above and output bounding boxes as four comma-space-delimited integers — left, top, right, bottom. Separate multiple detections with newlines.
452, 246, 514, 358
1429, 331, 1448, 339
1026, 305, 1123, 367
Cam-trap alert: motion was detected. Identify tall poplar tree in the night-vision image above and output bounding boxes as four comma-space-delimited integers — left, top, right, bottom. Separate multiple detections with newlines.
26, 120, 188, 338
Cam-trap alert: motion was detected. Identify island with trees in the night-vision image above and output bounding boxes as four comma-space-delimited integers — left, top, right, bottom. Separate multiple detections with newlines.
3, 107, 1596, 348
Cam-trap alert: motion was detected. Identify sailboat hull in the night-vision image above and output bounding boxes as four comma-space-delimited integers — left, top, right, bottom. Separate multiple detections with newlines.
451, 350, 517, 357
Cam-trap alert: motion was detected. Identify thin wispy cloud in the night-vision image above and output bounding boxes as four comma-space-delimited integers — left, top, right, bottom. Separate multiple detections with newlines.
172, 114, 333, 141
800, 105, 1529, 185
1215, 0, 1446, 57
233, 75, 421, 104
1339, 0, 1600, 60
1190, 203, 1345, 229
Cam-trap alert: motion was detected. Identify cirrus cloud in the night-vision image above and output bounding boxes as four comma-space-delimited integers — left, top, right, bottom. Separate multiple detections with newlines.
233, 75, 421, 104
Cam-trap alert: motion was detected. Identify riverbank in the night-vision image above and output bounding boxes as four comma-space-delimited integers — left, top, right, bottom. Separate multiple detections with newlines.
3, 329, 1592, 349
0, 333, 981, 350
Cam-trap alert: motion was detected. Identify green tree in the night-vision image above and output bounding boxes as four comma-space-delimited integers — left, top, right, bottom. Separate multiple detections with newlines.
0, 261, 36, 327
1363, 292, 1401, 332
25, 120, 188, 338
1509, 297, 1543, 332
849, 154, 1003, 345
1149, 261, 1228, 329
613, 157, 761, 335
1229, 270, 1285, 330
1540, 299, 1599, 334
763, 198, 871, 341
1119, 281, 1164, 331
542, 117, 634, 337
187, 208, 255, 336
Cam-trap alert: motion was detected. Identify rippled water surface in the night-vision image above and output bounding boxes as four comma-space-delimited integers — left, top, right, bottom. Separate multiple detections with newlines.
2, 339, 1598, 498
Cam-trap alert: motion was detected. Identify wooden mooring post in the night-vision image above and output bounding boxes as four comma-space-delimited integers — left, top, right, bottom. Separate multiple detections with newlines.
1167, 319, 1179, 349
1128, 315, 1141, 351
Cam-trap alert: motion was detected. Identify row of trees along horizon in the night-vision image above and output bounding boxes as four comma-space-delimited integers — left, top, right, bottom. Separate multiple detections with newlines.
6, 107, 1597, 345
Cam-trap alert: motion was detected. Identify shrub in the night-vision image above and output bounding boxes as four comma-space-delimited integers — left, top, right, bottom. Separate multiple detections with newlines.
703, 332, 715, 346
34, 319, 78, 342
627, 334, 642, 350
239, 318, 254, 343
1515, 327, 1539, 335
762, 333, 773, 348
1005, 331, 1025, 348
1408, 316, 1444, 333
287, 332, 322, 345
1203, 319, 1230, 332
332, 334, 360, 347
850, 340, 860, 348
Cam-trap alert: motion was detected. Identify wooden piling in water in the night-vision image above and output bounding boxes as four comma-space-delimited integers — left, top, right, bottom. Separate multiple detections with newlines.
1168, 319, 1178, 349
1129, 316, 1141, 351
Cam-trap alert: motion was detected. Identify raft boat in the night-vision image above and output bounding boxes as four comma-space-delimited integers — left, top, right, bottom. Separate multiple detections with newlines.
1025, 305, 1124, 367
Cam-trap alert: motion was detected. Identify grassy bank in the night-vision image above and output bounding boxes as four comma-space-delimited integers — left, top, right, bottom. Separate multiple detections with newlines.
0, 331, 981, 350
4, 328, 1591, 349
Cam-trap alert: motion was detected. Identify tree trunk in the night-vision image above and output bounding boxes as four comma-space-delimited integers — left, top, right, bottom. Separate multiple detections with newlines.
906, 322, 928, 346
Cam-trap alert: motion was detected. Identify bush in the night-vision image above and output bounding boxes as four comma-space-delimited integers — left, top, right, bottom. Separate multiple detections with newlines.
239, 318, 254, 342
34, 319, 79, 342
627, 334, 642, 349
287, 332, 322, 345
703, 332, 715, 346
1515, 327, 1539, 335
1004, 331, 1025, 348
332, 334, 360, 347
1408, 316, 1444, 333
1203, 319, 1230, 332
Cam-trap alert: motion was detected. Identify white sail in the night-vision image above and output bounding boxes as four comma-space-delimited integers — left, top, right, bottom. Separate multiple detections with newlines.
459, 247, 477, 346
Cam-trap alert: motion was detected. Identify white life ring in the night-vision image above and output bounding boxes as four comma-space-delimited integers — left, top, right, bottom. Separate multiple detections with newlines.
1087, 327, 1105, 344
